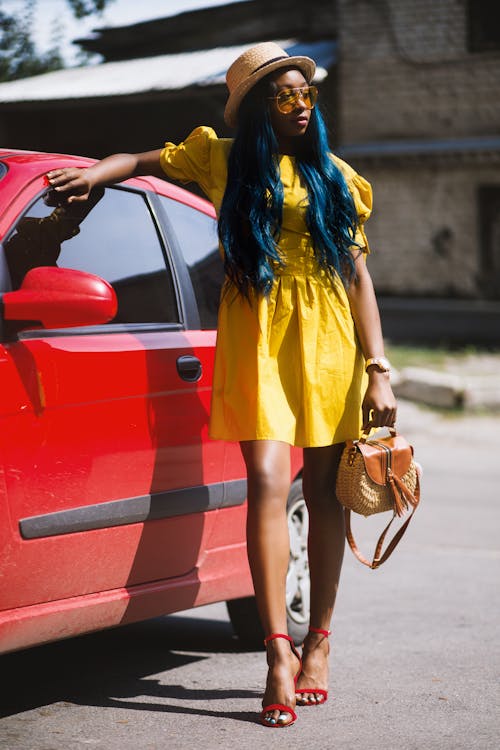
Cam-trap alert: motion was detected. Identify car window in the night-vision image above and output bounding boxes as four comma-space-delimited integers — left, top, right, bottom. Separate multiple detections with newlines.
159, 196, 223, 329
4, 186, 179, 325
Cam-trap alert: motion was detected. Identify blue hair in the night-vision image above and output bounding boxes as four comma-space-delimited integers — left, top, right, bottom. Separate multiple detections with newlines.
218, 72, 359, 298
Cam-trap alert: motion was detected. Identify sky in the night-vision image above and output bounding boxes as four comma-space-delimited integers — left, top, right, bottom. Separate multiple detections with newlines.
2, 0, 247, 64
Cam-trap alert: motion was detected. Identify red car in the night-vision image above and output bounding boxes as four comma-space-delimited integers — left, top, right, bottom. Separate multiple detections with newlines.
0, 149, 308, 654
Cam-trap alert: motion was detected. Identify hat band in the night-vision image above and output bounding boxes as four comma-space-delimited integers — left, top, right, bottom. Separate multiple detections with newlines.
251, 55, 289, 75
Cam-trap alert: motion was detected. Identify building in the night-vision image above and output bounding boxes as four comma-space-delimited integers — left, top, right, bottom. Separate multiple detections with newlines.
336, 0, 500, 322
1, 0, 499, 341
0, 1, 336, 158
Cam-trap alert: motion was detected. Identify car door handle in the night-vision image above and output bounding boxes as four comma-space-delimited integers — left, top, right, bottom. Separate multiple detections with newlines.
176, 355, 202, 382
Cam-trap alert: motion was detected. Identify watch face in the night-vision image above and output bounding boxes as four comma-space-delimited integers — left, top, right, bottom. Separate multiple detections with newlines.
366, 357, 391, 372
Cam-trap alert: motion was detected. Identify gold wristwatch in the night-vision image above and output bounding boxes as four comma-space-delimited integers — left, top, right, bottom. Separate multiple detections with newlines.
365, 356, 391, 373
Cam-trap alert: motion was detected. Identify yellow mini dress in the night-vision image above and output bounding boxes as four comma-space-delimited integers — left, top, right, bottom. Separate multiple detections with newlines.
160, 126, 373, 447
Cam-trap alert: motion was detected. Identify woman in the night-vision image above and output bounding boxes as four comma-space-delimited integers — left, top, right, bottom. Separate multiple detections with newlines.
47, 42, 396, 728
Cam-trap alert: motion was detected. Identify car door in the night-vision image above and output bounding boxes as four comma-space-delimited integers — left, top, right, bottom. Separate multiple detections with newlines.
0, 176, 224, 616
155, 191, 248, 488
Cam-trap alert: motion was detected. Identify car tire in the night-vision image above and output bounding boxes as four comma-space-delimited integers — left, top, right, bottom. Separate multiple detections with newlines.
226, 478, 310, 648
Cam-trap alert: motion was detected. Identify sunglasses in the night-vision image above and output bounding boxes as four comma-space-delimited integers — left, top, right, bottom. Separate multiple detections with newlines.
268, 85, 318, 114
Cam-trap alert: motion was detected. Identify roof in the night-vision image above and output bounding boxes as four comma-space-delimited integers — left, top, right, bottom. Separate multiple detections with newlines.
0, 39, 336, 105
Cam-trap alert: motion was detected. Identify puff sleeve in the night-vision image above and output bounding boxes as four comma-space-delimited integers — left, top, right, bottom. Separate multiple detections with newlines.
348, 172, 373, 254
160, 126, 216, 197
331, 154, 373, 254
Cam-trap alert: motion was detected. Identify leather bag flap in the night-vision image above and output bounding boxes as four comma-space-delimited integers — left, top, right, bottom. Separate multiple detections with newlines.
356, 435, 413, 485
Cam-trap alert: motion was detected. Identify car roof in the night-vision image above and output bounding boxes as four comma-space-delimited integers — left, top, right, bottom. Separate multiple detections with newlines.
0, 148, 102, 197
0, 148, 94, 168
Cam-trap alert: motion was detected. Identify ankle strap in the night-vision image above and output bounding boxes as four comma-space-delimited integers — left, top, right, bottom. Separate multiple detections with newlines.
263, 632, 302, 664
264, 632, 294, 646
309, 627, 331, 637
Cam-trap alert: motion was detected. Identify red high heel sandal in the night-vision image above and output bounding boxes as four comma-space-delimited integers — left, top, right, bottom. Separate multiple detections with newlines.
260, 633, 302, 728
295, 627, 331, 706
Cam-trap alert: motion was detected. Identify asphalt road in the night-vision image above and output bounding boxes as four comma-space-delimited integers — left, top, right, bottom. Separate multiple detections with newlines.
1, 400, 499, 750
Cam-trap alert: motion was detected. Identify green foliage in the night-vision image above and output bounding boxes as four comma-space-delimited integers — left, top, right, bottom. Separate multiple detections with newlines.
385, 343, 500, 371
385, 344, 450, 371
0, 0, 112, 81
67, 0, 109, 19
0, 0, 60, 81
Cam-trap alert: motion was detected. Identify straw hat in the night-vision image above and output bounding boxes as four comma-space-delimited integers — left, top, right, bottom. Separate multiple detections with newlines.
224, 42, 316, 128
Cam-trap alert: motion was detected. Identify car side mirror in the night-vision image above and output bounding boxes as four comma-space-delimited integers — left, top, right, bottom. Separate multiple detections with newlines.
0, 266, 117, 333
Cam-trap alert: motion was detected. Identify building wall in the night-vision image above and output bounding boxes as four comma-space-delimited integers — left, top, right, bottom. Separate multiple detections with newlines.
338, 0, 500, 300
338, 0, 500, 143
360, 157, 499, 297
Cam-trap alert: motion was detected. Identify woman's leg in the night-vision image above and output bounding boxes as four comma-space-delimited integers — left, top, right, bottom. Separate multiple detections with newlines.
295, 442, 345, 704
240, 439, 300, 725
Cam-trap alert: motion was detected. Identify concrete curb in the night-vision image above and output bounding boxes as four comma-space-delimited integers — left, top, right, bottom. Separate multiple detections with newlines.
392, 367, 500, 411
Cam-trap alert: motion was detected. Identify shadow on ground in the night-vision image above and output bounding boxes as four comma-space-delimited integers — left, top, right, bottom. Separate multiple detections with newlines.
0, 613, 260, 721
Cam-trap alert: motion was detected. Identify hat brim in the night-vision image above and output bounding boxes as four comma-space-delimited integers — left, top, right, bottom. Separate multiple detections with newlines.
224, 55, 316, 128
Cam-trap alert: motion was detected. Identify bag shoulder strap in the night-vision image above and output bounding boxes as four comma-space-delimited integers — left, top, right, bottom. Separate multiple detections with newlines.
344, 505, 416, 569
344, 473, 420, 569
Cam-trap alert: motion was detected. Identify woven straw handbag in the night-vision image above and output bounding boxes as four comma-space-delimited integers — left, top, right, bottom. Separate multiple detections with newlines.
336, 429, 420, 569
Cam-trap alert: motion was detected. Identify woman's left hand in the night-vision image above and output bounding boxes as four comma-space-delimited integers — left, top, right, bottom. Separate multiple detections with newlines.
362, 373, 397, 431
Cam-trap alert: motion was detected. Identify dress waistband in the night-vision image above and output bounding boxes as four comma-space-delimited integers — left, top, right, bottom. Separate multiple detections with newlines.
273, 263, 326, 277
271, 250, 324, 277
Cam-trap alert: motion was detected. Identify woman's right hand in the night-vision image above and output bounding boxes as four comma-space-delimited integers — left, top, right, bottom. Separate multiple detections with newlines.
46, 167, 94, 203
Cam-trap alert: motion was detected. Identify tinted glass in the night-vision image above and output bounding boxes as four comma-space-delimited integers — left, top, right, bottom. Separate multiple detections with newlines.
159, 196, 223, 329
4, 187, 179, 325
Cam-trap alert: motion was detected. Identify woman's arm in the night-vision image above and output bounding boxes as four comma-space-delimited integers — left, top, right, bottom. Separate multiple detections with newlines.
346, 250, 397, 431
46, 149, 164, 203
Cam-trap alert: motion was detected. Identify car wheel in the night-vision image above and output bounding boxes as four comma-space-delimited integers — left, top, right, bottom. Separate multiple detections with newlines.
226, 478, 310, 648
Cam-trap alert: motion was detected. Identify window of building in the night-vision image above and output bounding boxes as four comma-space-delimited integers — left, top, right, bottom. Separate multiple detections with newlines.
467, 0, 500, 53
478, 186, 500, 299
4, 187, 179, 325
159, 196, 223, 329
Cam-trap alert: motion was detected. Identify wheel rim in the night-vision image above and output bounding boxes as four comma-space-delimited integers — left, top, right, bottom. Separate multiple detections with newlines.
286, 495, 310, 626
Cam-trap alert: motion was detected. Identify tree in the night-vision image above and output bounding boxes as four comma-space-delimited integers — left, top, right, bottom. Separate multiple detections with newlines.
0, 0, 113, 82
66, 1, 109, 17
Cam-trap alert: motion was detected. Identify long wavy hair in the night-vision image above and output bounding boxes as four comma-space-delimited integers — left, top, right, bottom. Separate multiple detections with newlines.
218, 69, 360, 298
